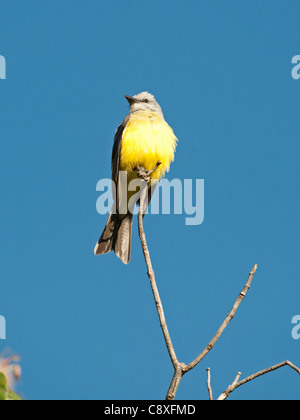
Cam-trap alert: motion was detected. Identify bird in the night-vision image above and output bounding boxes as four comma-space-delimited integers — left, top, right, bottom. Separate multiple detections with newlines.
94, 92, 178, 264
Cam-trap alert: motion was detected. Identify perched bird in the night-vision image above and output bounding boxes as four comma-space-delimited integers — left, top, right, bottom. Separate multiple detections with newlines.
94, 92, 177, 264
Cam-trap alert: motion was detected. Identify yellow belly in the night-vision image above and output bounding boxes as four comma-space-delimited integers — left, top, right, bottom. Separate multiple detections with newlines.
120, 111, 177, 180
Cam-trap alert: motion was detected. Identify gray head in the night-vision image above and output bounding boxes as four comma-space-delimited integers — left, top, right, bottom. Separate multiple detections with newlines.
125, 92, 163, 115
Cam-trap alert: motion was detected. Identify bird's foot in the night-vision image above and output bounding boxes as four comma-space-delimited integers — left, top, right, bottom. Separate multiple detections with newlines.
136, 161, 162, 183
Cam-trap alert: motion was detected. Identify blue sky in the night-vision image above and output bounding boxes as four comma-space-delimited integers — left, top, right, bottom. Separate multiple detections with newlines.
0, 0, 299, 400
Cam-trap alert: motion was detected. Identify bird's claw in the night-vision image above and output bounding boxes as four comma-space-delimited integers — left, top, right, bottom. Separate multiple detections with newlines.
136, 161, 162, 182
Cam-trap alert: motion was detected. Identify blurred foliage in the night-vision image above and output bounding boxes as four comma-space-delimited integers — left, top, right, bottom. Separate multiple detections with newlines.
0, 372, 21, 401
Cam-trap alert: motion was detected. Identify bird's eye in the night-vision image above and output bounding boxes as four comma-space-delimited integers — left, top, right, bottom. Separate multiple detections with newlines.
144, 99, 149, 103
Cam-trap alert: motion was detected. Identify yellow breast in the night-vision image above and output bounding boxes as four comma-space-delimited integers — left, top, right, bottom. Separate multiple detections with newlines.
120, 111, 177, 180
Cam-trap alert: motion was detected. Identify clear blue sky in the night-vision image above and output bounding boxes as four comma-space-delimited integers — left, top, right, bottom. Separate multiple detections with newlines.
0, 0, 299, 400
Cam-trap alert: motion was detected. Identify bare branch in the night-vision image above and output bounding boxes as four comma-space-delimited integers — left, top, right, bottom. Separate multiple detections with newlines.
217, 371, 241, 400
232, 371, 242, 387
217, 361, 300, 400
135, 165, 300, 401
137, 169, 179, 369
166, 364, 185, 401
184, 264, 258, 373
206, 368, 213, 400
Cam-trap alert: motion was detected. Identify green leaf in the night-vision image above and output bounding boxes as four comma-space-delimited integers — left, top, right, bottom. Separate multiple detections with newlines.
0, 372, 22, 401
6, 389, 22, 401
0, 372, 8, 400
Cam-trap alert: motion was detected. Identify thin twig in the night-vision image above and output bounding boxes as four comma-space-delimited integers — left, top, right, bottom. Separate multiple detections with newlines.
184, 264, 258, 373
137, 167, 179, 370
217, 361, 300, 400
206, 368, 213, 400
136, 165, 299, 401
217, 371, 241, 400
137, 165, 260, 400
232, 371, 242, 387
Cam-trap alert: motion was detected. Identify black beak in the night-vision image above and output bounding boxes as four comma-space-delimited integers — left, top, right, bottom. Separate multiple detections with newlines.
125, 95, 137, 105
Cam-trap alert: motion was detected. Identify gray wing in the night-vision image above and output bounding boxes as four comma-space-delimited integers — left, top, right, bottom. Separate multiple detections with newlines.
111, 115, 130, 214
95, 114, 133, 263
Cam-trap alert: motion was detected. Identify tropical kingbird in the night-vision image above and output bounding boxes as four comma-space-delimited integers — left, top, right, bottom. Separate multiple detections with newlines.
94, 92, 177, 264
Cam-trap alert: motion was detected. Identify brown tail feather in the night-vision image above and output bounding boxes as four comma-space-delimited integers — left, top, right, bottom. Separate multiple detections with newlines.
94, 212, 133, 265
